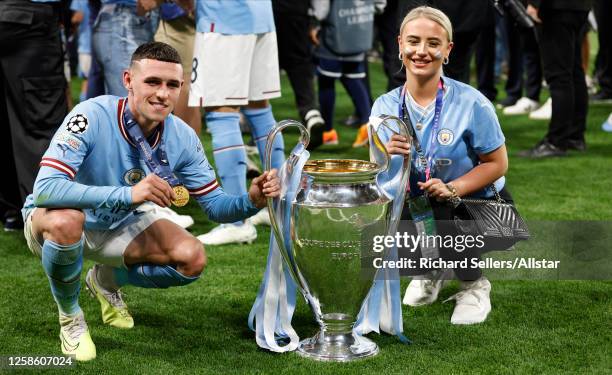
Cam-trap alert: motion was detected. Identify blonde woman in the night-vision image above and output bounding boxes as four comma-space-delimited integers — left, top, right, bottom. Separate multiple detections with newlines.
376, 6, 510, 324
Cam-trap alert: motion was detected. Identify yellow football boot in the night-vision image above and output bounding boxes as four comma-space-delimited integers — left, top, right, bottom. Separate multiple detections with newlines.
85, 266, 134, 329
59, 312, 96, 362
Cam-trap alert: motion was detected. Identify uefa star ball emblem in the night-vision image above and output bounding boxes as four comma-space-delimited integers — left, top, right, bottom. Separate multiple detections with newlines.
66, 114, 88, 134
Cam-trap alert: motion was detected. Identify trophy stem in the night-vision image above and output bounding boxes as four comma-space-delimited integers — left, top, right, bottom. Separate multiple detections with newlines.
297, 318, 379, 362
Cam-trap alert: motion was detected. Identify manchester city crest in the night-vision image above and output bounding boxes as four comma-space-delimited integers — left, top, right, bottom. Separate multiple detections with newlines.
123, 168, 145, 186
437, 129, 454, 146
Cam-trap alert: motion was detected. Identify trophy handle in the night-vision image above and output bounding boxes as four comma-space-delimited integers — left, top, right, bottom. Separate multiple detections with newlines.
265, 120, 309, 283
368, 115, 412, 234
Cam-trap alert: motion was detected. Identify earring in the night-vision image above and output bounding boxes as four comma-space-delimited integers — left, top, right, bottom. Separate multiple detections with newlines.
443, 57, 449, 65
398, 51, 403, 61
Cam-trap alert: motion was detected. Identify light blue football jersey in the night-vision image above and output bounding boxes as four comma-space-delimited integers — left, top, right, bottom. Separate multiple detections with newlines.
371, 78, 506, 198
196, 0, 275, 35
23, 95, 258, 230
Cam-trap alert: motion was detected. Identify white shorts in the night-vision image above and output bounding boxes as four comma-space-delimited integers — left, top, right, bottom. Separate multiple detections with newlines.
189, 31, 281, 107
23, 204, 168, 269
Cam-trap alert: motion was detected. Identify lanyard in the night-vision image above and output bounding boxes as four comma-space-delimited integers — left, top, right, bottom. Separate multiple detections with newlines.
398, 79, 444, 181
122, 102, 181, 187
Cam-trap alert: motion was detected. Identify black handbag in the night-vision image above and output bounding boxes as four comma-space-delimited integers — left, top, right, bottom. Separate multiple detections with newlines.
452, 185, 530, 251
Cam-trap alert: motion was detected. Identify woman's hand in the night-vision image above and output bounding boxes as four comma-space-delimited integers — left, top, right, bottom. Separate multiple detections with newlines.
385, 134, 410, 156
418, 178, 452, 202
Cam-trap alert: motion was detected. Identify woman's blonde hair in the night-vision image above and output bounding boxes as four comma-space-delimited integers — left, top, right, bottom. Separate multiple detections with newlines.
399, 6, 453, 42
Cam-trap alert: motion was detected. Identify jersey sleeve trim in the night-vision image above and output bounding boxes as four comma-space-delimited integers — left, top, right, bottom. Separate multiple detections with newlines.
40, 157, 76, 179
188, 180, 220, 197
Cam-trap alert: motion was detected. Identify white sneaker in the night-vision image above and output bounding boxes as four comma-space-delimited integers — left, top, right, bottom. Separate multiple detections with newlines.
59, 311, 96, 361
245, 145, 259, 156
503, 97, 539, 115
248, 208, 271, 226
139, 204, 194, 229
197, 222, 257, 245
445, 277, 492, 325
403, 269, 452, 306
529, 98, 552, 120
602, 113, 612, 132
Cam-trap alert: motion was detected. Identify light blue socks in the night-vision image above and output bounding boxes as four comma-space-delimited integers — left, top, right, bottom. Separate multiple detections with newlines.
243, 107, 285, 169
41, 238, 84, 316
112, 264, 199, 289
206, 111, 247, 196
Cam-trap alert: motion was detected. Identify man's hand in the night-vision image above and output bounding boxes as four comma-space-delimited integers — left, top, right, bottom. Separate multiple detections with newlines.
418, 178, 452, 202
526, 4, 542, 23
174, 0, 194, 13
385, 134, 411, 156
309, 27, 320, 46
248, 169, 280, 208
131, 174, 176, 207
136, 0, 161, 16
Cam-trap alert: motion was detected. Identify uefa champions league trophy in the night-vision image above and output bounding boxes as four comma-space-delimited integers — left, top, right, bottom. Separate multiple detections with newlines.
265, 116, 411, 361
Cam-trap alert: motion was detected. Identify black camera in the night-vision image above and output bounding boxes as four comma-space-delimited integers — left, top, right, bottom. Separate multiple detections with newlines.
492, 0, 535, 29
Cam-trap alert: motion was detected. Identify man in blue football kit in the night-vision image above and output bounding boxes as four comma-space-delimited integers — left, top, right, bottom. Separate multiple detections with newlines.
22, 42, 280, 361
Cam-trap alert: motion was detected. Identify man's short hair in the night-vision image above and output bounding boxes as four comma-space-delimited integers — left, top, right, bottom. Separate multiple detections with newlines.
130, 42, 182, 66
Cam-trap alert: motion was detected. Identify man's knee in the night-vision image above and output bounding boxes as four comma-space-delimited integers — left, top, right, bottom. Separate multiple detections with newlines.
41, 209, 85, 245
246, 100, 269, 109
173, 238, 206, 277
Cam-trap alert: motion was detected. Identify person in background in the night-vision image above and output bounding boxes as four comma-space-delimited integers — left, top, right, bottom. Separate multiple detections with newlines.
0, 0, 67, 231
154, 2, 201, 134
498, 0, 543, 117
310, 0, 386, 149
71, 0, 93, 103
187, 0, 286, 245
519, 0, 591, 158
272, 0, 326, 150
591, 0, 612, 102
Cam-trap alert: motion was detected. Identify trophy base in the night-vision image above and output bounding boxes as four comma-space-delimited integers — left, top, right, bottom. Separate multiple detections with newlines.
296, 330, 379, 362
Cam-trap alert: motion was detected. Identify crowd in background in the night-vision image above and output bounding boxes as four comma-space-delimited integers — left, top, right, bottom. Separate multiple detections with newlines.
1, 0, 610, 234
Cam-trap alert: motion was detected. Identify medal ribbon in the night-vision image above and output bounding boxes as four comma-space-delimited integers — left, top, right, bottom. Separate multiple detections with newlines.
122, 101, 181, 187
398, 79, 444, 181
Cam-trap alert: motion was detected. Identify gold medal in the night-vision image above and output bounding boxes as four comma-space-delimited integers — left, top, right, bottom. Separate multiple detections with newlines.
172, 185, 190, 207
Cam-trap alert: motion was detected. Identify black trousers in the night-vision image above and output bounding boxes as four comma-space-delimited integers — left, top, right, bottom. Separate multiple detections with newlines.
443, 30, 480, 85
0, 1, 67, 216
593, 0, 612, 95
273, 11, 317, 120
475, 21, 498, 102
375, 0, 404, 92
504, 18, 542, 102
538, 8, 588, 148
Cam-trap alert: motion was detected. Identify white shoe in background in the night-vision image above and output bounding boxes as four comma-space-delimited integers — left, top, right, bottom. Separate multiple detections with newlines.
138, 204, 194, 229
248, 208, 271, 226
502, 97, 539, 115
529, 98, 552, 120
197, 222, 257, 245
446, 277, 492, 325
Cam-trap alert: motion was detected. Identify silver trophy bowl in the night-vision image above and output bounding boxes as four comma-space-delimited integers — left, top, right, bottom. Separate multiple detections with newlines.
265, 118, 410, 362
